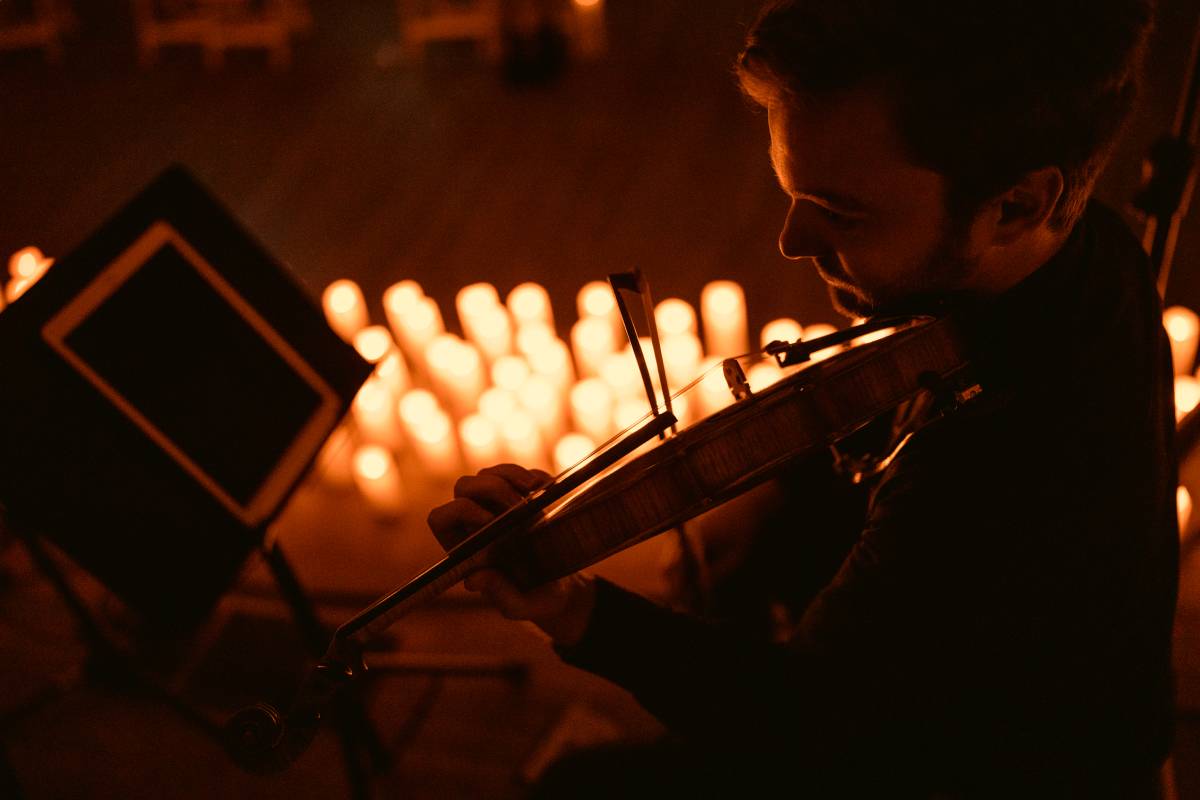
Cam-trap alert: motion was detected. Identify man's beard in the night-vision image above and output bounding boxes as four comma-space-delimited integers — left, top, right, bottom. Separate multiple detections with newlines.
822, 223, 976, 320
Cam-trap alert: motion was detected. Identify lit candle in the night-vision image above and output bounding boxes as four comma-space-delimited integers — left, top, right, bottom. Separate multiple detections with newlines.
701, 280, 749, 358
695, 357, 733, 419
570, 378, 615, 444
612, 398, 652, 435
655, 298, 698, 338
600, 350, 642, 399
508, 282, 554, 330
398, 389, 461, 476
577, 280, 622, 339
315, 424, 355, 488
518, 374, 567, 444
6, 247, 52, 303
374, 351, 411, 395
500, 409, 549, 471
1175, 375, 1200, 422
352, 374, 402, 448
394, 296, 445, 371
354, 325, 398, 366
479, 386, 521, 427
527, 337, 576, 394
459, 414, 504, 473
570, 316, 616, 378
1164, 306, 1200, 375
471, 304, 514, 363
353, 444, 406, 518
425, 334, 486, 418
457, 282, 499, 341
748, 360, 784, 392
515, 322, 556, 359
322, 279, 368, 343
383, 278, 423, 334
554, 432, 597, 474
1179, 486, 1193, 537
570, 0, 606, 58
491, 355, 531, 393
760, 317, 803, 349
661, 334, 703, 390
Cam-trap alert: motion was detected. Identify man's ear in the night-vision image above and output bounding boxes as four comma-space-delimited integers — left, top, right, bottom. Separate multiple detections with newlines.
991, 166, 1065, 246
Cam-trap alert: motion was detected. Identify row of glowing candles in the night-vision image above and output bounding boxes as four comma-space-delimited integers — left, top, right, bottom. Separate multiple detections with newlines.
5, 245, 1198, 533
318, 275, 842, 518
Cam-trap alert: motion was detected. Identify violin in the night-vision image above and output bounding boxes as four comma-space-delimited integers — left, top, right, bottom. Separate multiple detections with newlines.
224, 307, 979, 772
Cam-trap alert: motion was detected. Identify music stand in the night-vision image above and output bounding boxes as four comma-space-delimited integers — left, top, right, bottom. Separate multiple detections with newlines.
0, 165, 384, 798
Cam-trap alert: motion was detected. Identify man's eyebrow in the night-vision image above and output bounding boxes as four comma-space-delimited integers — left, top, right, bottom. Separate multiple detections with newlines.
768, 144, 869, 214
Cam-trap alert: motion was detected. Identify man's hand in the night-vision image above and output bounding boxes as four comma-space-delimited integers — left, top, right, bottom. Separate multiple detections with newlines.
426, 464, 597, 647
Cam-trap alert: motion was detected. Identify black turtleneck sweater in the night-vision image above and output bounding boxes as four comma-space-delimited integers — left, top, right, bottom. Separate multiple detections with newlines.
555, 202, 1179, 797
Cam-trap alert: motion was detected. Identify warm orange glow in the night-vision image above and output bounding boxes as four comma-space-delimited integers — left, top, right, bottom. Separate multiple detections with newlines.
457, 282, 501, 320
760, 318, 803, 348
516, 322, 555, 358
354, 445, 391, 481
472, 305, 514, 360
1175, 376, 1200, 421
375, 351, 411, 394
852, 326, 895, 347
413, 409, 452, 444
519, 374, 566, 441
554, 432, 596, 473
600, 351, 640, 398
479, 387, 520, 425
326, 280, 361, 315
383, 280, 423, 316
352, 376, 401, 447
612, 398, 650, 432
571, 316, 617, 377
578, 280, 616, 318
662, 334, 703, 387
399, 388, 440, 427
701, 280, 748, 357
491, 355, 530, 392
500, 409, 547, 469
696, 357, 733, 417
322, 279, 368, 341
655, 298, 697, 338
570, 378, 615, 442
316, 424, 355, 487
9, 246, 51, 280
460, 414, 503, 472
573, 0, 601, 7
748, 360, 783, 391
528, 338, 575, 390
1165, 306, 1200, 375
508, 282, 553, 328
803, 323, 840, 362
354, 325, 395, 363
1179, 486, 1193, 536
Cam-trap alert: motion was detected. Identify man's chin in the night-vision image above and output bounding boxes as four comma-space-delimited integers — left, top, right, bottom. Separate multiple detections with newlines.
828, 285, 875, 319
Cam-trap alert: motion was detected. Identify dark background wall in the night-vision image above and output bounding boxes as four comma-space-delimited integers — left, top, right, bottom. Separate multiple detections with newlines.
1, 0, 1198, 340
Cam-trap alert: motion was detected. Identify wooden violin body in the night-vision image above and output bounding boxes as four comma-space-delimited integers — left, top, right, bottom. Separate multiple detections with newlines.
494, 314, 973, 590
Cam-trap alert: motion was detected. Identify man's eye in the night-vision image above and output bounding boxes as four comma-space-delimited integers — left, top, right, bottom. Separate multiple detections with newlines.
817, 206, 861, 229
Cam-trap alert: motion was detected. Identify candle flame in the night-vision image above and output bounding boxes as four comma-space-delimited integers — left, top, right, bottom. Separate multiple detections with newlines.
578, 281, 615, 318
457, 282, 500, 319
384, 280, 423, 315
554, 433, 596, 472
702, 281, 743, 316
492, 355, 530, 392
1165, 306, 1199, 342
508, 282, 552, 326
516, 323, 555, 358
1175, 376, 1200, 421
354, 445, 392, 481
760, 318, 803, 348
479, 387, 520, 425
1179, 485, 1192, 536
460, 414, 498, 448
655, 298, 697, 338
354, 325, 394, 363
325, 280, 362, 314
399, 389, 440, 427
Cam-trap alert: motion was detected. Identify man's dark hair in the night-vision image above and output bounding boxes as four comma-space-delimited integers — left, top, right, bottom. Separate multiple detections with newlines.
737, 0, 1155, 230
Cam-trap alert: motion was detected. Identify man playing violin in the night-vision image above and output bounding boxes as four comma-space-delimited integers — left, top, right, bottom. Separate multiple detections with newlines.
429, 0, 1178, 795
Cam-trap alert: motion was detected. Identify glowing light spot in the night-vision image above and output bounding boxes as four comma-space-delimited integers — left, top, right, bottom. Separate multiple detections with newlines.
457, 282, 500, 320
399, 389, 440, 427
508, 282, 552, 327
1179, 486, 1193, 535
326, 280, 360, 314
578, 281, 615, 318
516, 323, 555, 358
461, 414, 498, 449
760, 318, 803, 349
1165, 306, 1199, 342
354, 445, 391, 481
479, 387, 520, 425
704, 281, 741, 315
1176, 376, 1200, 421
383, 280, 423, 315
354, 325, 394, 363
655, 298, 697, 338
413, 409, 452, 444
555, 433, 596, 473
491, 356, 530, 392
574, 0, 601, 7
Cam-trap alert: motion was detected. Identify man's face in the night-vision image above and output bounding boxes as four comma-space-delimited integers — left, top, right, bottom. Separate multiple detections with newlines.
767, 89, 976, 318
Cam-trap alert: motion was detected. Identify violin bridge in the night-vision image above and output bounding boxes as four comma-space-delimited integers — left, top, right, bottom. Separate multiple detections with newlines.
722, 358, 752, 401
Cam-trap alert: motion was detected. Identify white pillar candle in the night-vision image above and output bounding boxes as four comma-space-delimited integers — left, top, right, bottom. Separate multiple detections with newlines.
661, 334, 703, 390
760, 318, 803, 349
600, 350, 642, 399
322, 279, 368, 343
508, 282, 554, 330
479, 386, 521, 427
353, 444, 406, 518
527, 337, 576, 394
655, 298, 698, 338
500, 409, 549, 471
1164, 306, 1200, 375
748, 360, 784, 392
457, 282, 501, 342
470, 304, 514, 363
554, 432, 597, 474
1175, 375, 1200, 422
701, 280, 749, 358
695, 357, 733, 419
394, 295, 445, 369
1179, 486, 1193, 537
354, 325, 398, 366
515, 322, 556, 359
570, 378, 615, 444
383, 279, 423, 339
374, 351, 411, 395
425, 334, 486, 419
459, 413, 504, 473
491, 355, 530, 393
352, 374, 402, 448
577, 280, 622, 340
398, 389, 461, 476
570, 316, 616, 378
518, 374, 567, 444
612, 397, 652, 434
315, 424, 355, 488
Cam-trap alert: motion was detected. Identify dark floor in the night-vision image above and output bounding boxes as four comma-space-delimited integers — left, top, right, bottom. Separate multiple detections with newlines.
4, 1, 1200, 798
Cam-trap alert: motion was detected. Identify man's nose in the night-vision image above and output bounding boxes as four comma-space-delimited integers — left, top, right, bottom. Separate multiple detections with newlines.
778, 200, 830, 260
